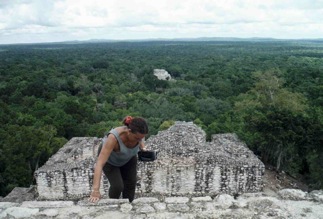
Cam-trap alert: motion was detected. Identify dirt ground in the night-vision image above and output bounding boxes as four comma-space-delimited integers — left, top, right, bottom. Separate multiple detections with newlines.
262, 165, 309, 195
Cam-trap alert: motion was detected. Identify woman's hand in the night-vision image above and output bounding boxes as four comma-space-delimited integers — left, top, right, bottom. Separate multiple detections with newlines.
139, 141, 147, 151
88, 190, 101, 203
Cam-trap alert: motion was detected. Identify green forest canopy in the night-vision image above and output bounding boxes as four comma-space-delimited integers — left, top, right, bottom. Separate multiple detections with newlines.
0, 40, 322, 197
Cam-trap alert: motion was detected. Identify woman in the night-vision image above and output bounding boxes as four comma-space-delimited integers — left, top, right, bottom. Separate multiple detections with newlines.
89, 116, 148, 203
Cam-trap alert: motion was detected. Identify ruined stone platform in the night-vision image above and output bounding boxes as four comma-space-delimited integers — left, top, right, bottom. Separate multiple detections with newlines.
34, 121, 265, 200
1, 190, 323, 219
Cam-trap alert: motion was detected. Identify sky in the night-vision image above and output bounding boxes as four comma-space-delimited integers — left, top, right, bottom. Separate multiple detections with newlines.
1, 0, 323, 44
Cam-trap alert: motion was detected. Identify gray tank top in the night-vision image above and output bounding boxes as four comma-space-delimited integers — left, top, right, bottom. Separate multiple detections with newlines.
104, 128, 139, 167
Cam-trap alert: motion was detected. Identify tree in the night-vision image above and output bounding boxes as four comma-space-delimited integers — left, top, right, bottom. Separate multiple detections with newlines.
196, 98, 231, 126
0, 125, 67, 196
304, 107, 323, 189
159, 120, 175, 131
234, 69, 309, 175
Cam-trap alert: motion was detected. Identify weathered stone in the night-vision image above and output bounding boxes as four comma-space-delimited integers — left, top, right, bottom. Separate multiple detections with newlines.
38, 208, 59, 217
136, 204, 155, 213
147, 212, 195, 219
278, 188, 308, 200
54, 205, 100, 218
308, 190, 323, 203
214, 194, 235, 209
154, 202, 167, 211
0, 202, 19, 209
247, 197, 280, 212
214, 209, 255, 219
35, 122, 265, 200
165, 197, 190, 204
138, 122, 265, 197
167, 203, 190, 212
34, 137, 101, 200
1, 195, 323, 218
21, 200, 74, 208
92, 211, 131, 219
0, 211, 6, 218
77, 197, 128, 206
132, 197, 159, 204
0, 186, 36, 203
3, 207, 39, 218
280, 200, 323, 219
153, 69, 172, 80
191, 196, 212, 202
120, 203, 132, 213
190, 201, 216, 212
233, 197, 248, 208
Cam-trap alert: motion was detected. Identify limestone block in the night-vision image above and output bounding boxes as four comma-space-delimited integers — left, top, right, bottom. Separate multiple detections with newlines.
214, 194, 235, 209
278, 189, 308, 200
135, 204, 155, 213
167, 203, 190, 212
132, 197, 159, 204
120, 203, 133, 213
21, 201, 74, 208
309, 190, 323, 203
3, 207, 39, 218
153, 202, 167, 211
38, 209, 59, 217
192, 196, 212, 202
0, 202, 19, 209
165, 197, 190, 204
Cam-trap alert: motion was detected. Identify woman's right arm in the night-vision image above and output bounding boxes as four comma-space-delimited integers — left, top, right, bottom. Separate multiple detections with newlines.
88, 134, 117, 203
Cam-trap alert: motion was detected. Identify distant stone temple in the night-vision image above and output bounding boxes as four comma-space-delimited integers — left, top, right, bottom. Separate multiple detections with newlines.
34, 122, 265, 200
153, 69, 172, 80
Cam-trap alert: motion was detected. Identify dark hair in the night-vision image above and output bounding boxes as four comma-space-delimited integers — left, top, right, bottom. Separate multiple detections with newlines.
123, 116, 148, 134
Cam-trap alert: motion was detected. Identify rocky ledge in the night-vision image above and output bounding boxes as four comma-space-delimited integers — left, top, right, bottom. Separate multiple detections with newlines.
1, 189, 323, 219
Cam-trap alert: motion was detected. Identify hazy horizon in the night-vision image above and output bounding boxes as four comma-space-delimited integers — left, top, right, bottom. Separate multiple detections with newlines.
1, 0, 323, 45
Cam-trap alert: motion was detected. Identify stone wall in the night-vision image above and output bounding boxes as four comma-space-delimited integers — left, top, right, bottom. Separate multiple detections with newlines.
2, 190, 323, 219
136, 122, 264, 197
34, 121, 265, 200
34, 138, 101, 200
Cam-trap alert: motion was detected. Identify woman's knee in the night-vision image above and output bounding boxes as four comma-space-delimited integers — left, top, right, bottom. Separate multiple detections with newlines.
109, 183, 124, 199
110, 183, 124, 193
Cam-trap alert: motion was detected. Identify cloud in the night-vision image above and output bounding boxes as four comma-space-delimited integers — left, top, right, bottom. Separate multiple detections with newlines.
1, 0, 323, 44
1, 1, 55, 28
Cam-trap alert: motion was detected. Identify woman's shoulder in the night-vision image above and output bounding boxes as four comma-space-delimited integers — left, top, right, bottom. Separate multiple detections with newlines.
105, 127, 125, 143
112, 126, 128, 135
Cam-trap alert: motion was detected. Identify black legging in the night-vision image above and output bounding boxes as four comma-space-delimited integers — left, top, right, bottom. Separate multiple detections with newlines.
102, 156, 137, 202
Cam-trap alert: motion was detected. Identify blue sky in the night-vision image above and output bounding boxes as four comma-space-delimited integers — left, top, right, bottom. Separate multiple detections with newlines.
1, 0, 323, 44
